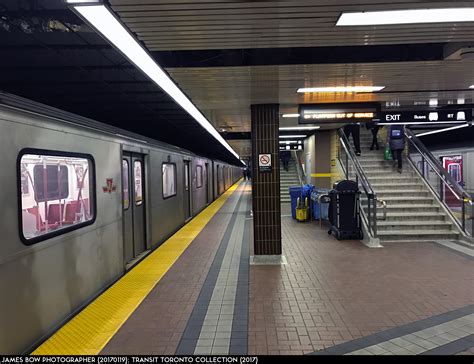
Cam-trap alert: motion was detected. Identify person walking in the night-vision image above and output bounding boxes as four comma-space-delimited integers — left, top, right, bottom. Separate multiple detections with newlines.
387, 124, 405, 174
280, 151, 290, 171
343, 122, 361, 156
366, 121, 380, 150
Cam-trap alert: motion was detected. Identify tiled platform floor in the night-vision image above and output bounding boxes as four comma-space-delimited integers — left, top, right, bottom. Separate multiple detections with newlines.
100, 182, 473, 355
249, 211, 474, 355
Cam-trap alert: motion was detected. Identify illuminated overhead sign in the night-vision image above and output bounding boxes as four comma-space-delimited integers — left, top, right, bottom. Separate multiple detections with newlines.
280, 144, 304, 151
381, 109, 472, 124
299, 102, 380, 124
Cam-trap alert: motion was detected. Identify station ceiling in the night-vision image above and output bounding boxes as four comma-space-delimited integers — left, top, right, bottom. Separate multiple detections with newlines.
1, 1, 474, 159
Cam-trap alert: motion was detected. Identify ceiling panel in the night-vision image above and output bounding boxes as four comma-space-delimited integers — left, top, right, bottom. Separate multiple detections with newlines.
166, 60, 474, 132
110, 0, 474, 50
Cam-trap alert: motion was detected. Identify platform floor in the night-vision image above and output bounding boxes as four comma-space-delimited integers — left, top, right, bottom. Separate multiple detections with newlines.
35, 181, 474, 355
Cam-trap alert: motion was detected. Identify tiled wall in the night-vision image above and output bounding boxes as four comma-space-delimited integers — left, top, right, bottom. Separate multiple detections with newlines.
251, 104, 281, 255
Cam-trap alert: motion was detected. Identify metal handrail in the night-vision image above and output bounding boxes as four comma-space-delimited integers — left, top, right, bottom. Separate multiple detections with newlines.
406, 129, 472, 200
405, 128, 473, 235
337, 128, 381, 238
338, 129, 375, 198
291, 150, 305, 186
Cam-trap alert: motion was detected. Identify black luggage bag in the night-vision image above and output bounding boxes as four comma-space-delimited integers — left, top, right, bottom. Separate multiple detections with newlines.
328, 180, 363, 240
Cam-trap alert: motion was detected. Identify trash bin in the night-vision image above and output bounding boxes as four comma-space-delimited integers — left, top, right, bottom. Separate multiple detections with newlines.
289, 186, 302, 219
311, 189, 330, 220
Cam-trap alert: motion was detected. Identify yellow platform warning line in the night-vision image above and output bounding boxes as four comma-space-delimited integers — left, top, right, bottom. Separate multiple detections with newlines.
33, 180, 243, 355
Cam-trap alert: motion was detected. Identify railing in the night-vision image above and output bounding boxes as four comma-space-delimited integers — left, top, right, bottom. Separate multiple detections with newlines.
337, 128, 386, 239
292, 150, 305, 186
405, 128, 473, 236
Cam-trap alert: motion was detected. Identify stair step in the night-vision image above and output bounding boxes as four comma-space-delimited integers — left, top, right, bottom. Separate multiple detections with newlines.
372, 183, 424, 190
365, 204, 441, 212
368, 197, 435, 206
377, 221, 453, 231
367, 177, 420, 183
377, 230, 459, 241
376, 212, 447, 221
375, 190, 431, 196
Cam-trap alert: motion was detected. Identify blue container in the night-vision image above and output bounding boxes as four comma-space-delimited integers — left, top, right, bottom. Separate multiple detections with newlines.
311, 189, 330, 220
289, 186, 303, 219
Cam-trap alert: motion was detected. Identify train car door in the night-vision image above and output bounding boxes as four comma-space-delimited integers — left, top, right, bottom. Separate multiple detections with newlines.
216, 165, 220, 195
205, 163, 210, 204
184, 160, 192, 220
122, 152, 146, 264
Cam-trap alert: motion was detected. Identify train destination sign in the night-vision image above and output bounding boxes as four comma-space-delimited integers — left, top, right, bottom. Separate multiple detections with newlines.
299, 102, 380, 124
382, 109, 472, 124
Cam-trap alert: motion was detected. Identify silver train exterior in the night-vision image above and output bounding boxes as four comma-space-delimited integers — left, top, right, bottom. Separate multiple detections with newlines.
0, 97, 242, 354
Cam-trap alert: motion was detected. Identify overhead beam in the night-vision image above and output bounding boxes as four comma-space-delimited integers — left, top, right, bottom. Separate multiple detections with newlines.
152, 43, 445, 68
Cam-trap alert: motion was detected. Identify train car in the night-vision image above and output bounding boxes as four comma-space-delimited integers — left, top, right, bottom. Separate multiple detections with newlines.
0, 93, 242, 354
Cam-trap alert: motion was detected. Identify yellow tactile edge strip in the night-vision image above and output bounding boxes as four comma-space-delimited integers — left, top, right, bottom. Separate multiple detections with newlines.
33, 180, 243, 355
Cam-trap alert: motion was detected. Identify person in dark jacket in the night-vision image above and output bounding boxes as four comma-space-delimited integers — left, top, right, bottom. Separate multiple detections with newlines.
343, 122, 361, 156
280, 151, 291, 171
366, 121, 380, 150
388, 124, 405, 173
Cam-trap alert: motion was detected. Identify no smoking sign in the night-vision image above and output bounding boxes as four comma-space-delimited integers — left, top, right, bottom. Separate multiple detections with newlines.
258, 153, 272, 173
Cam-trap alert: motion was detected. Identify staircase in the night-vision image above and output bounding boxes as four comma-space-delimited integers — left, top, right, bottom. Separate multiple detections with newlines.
280, 157, 300, 203
351, 129, 460, 242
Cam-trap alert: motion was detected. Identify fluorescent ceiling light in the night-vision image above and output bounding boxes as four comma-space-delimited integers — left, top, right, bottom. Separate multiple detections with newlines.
415, 124, 469, 138
279, 126, 320, 131
337, 8, 474, 26
279, 141, 297, 144
470, 85, 474, 89
279, 135, 306, 138
73, 5, 239, 159
66, 0, 101, 3
297, 86, 385, 93
378, 120, 467, 126
282, 113, 300, 118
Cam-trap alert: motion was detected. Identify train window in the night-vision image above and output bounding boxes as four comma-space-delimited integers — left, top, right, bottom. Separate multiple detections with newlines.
122, 159, 130, 210
162, 163, 177, 199
33, 165, 69, 201
134, 160, 143, 206
196, 165, 203, 188
19, 150, 95, 245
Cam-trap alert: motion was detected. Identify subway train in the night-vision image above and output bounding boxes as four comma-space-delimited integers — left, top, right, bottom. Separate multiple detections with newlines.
0, 93, 242, 354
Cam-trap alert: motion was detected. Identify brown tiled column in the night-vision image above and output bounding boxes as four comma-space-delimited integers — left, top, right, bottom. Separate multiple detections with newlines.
251, 104, 282, 256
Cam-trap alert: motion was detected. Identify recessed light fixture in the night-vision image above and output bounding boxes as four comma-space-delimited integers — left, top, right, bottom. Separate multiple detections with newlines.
297, 86, 385, 93
279, 135, 306, 138
68, 2, 239, 159
279, 126, 321, 131
282, 114, 300, 118
337, 8, 474, 26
